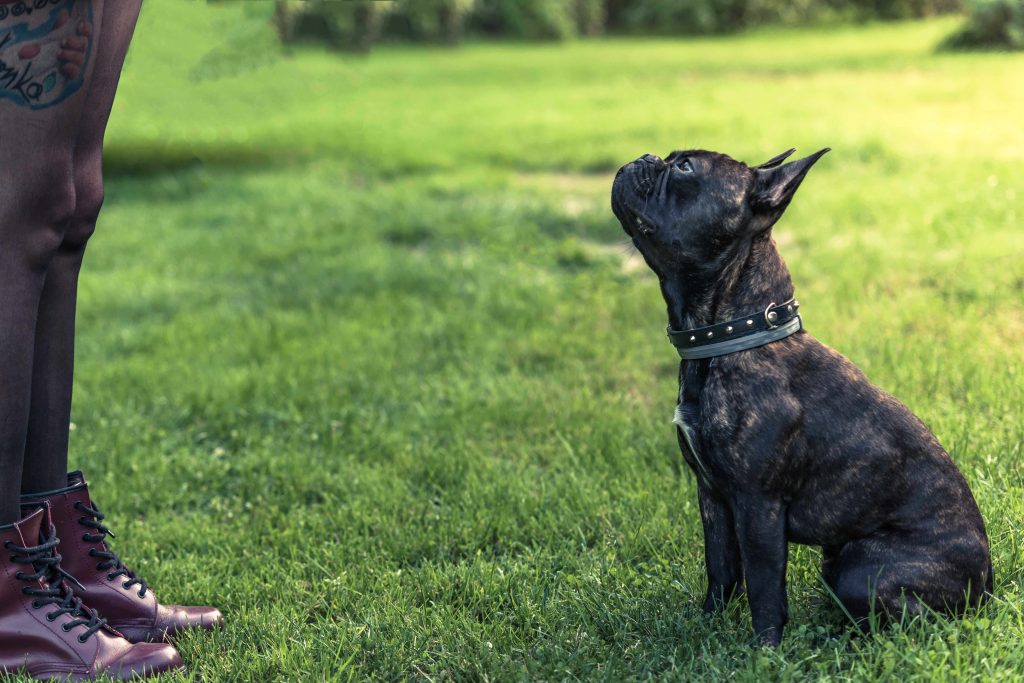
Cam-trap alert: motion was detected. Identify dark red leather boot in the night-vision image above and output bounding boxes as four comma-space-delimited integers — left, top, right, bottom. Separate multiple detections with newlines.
22, 472, 223, 643
0, 505, 183, 680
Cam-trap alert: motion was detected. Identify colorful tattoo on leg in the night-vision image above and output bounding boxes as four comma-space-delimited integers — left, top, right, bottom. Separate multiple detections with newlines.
0, 0, 93, 110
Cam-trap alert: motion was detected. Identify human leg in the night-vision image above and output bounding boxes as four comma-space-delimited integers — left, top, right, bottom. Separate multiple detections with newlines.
18, 1, 224, 639
1, 6, 189, 675
0, 0, 98, 522
21, 0, 142, 493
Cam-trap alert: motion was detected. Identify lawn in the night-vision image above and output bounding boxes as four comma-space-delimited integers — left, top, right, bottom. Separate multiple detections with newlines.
53, 1, 1024, 680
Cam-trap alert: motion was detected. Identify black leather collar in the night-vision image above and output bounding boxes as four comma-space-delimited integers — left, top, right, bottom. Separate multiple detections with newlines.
667, 299, 802, 360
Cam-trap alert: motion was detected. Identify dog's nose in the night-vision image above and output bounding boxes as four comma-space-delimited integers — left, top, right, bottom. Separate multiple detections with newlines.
640, 154, 667, 170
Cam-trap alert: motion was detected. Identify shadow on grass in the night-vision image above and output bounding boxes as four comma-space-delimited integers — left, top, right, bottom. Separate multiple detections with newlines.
103, 141, 292, 177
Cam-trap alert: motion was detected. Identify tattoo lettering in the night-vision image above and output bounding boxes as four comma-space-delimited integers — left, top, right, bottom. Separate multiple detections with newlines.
0, 0, 93, 110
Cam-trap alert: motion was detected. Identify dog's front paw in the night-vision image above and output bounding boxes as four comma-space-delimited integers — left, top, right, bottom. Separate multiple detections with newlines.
754, 625, 783, 647
702, 593, 722, 615
702, 582, 744, 614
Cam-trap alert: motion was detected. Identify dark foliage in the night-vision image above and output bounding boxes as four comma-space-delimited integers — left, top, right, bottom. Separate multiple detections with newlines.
271, 0, 965, 50
941, 0, 1024, 49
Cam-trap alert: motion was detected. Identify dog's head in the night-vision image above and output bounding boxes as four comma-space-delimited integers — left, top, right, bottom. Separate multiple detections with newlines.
611, 148, 828, 281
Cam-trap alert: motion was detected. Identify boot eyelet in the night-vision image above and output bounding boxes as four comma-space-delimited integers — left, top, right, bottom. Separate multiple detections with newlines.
15, 572, 26, 581
77, 634, 89, 643
46, 612, 58, 622
96, 563, 104, 571
82, 534, 91, 542
122, 581, 132, 590
138, 590, 146, 598
88, 549, 98, 557
107, 573, 117, 581
61, 623, 72, 632
32, 600, 44, 609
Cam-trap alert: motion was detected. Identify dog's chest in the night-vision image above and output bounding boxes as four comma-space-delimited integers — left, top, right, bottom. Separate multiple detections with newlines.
673, 402, 708, 474
673, 358, 718, 479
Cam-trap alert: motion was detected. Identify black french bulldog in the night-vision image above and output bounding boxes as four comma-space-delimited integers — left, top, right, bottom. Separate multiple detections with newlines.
610, 148, 992, 646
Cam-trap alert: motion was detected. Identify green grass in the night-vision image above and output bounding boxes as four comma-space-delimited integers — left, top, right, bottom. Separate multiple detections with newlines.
40, 1, 1024, 680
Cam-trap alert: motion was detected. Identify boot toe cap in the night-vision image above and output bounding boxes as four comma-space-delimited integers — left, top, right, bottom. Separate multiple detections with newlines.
170, 604, 224, 631
110, 642, 184, 679
153, 604, 224, 639
184, 605, 224, 631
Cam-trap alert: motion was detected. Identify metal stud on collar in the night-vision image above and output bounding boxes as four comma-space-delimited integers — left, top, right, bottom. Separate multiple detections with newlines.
665, 297, 803, 359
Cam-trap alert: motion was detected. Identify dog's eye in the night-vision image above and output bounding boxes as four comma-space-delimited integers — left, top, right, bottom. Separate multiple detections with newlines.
677, 159, 694, 174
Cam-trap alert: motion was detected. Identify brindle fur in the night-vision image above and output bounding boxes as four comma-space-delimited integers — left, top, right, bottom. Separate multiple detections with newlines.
611, 149, 992, 646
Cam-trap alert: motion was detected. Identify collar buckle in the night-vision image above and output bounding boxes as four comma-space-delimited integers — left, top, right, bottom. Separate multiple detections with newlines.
667, 297, 802, 360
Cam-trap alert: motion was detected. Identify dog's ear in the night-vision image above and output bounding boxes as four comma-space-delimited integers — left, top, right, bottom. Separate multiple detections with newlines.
750, 148, 830, 225
754, 148, 796, 169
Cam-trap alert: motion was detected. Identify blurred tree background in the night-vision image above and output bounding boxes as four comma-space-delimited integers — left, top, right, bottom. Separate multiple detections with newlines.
266, 0, 1024, 52
270, 0, 973, 51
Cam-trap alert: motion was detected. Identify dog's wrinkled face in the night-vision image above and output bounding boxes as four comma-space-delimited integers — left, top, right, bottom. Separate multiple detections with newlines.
611, 148, 828, 280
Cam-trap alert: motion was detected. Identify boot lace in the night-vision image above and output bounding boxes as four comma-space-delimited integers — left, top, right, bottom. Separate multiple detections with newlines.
4, 525, 108, 643
74, 501, 149, 598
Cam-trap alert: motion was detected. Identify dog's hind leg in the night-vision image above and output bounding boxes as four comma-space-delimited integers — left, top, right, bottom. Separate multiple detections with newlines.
821, 544, 842, 591
828, 534, 990, 627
